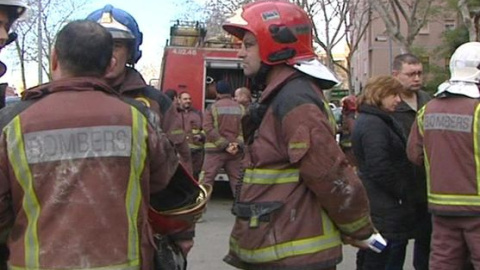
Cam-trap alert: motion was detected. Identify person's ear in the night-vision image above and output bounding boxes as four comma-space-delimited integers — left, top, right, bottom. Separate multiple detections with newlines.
105, 56, 117, 75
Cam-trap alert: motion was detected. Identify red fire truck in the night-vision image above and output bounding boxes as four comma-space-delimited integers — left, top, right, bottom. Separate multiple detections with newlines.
159, 21, 247, 183
159, 21, 247, 111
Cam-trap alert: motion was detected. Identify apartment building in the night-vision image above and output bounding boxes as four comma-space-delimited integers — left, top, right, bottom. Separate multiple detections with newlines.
350, 3, 459, 94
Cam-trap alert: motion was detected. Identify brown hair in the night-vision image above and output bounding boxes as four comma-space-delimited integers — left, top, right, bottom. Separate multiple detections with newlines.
357, 76, 404, 108
392, 53, 421, 72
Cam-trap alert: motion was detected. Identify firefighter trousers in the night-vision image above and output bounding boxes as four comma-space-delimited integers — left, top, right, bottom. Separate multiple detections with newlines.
430, 215, 480, 270
200, 151, 243, 194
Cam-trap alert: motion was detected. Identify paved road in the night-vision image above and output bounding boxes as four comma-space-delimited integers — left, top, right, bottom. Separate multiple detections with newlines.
188, 184, 414, 270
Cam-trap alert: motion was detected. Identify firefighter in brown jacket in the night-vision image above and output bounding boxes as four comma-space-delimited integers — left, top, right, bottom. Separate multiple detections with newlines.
222, 1, 377, 269
200, 80, 245, 193
178, 91, 205, 180
407, 42, 480, 269
86, 5, 193, 175
0, 20, 179, 270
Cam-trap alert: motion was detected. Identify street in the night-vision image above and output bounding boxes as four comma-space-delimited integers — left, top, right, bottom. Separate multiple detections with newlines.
188, 183, 414, 270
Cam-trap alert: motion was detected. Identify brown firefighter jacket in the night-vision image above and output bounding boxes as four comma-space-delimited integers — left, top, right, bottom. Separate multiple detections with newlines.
203, 95, 245, 152
178, 107, 204, 152
407, 95, 480, 216
0, 78, 178, 269
224, 66, 374, 270
116, 67, 192, 174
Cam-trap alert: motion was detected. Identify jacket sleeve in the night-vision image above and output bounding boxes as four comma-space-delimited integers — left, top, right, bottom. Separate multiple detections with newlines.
0, 135, 14, 243
203, 105, 229, 150
281, 102, 374, 239
407, 118, 424, 166
159, 99, 193, 174
148, 125, 179, 194
358, 118, 407, 200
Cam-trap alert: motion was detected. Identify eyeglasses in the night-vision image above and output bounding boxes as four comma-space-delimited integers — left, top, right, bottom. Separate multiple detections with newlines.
401, 71, 423, 78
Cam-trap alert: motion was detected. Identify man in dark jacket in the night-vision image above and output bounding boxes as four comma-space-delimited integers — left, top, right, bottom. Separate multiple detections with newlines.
391, 53, 431, 270
0, 19, 178, 270
221, 2, 378, 269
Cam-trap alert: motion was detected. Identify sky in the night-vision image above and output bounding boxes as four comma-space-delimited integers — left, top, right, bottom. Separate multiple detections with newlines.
1, 0, 206, 90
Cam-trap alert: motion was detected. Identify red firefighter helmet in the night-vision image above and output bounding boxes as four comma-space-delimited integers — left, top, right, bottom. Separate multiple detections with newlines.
222, 0, 316, 66
149, 163, 211, 235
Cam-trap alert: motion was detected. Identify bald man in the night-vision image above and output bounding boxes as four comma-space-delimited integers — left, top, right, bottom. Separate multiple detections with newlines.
234, 87, 251, 107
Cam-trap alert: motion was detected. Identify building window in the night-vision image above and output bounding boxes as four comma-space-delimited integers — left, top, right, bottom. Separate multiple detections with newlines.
419, 23, 429, 35
444, 20, 456, 31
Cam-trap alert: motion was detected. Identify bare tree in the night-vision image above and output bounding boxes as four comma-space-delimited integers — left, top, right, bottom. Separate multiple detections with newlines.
203, 0, 252, 39
458, 0, 480, 41
12, 0, 90, 89
344, 0, 371, 91
368, 0, 441, 53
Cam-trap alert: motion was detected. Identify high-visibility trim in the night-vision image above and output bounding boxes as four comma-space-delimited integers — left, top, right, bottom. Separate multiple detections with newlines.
229, 226, 340, 263
6, 116, 41, 268
428, 194, 480, 206
169, 129, 184, 135
198, 171, 205, 183
336, 215, 371, 234
188, 143, 204, 150
9, 263, 140, 270
424, 105, 480, 207
417, 106, 426, 136
474, 104, 480, 198
204, 138, 228, 149
125, 108, 147, 265
216, 107, 244, 115
243, 168, 299, 185
289, 142, 308, 149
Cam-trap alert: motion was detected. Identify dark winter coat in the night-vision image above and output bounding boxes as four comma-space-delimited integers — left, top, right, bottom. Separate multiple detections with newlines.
391, 90, 431, 210
352, 104, 416, 240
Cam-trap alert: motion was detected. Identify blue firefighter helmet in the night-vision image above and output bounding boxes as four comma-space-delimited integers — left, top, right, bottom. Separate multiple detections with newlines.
86, 4, 143, 64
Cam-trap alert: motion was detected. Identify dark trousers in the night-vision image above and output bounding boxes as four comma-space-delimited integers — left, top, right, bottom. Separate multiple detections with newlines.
356, 239, 408, 270
413, 214, 431, 270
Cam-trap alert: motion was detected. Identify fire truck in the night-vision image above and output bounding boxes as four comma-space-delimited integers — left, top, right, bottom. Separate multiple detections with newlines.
159, 21, 247, 111
159, 21, 247, 182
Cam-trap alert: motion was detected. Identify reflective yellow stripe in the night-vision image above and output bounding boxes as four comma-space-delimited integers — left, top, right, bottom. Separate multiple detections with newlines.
6, 116, 40, 267
170, 129, 184, 135
417, 106, 426, 136
289, 142, 308, 149
198, 171, 205, 183
243, 168, 299, 184
126, 108, 147, 265
475, 104, 480, 198
188, 143, 203, 149
204, 138, 228, 149
425, 105, 480, 206
336, 215, 371, 234
9, 263, 140, 270
230, 213, 340, 263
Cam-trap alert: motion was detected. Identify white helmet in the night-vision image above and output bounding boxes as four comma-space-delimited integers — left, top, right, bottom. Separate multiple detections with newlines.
435, 42, 480, 98
0, 0, 28, 22
449, 42, 480, 83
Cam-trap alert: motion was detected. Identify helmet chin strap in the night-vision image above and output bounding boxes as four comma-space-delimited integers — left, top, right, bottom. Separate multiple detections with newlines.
251, 62, 272, 97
